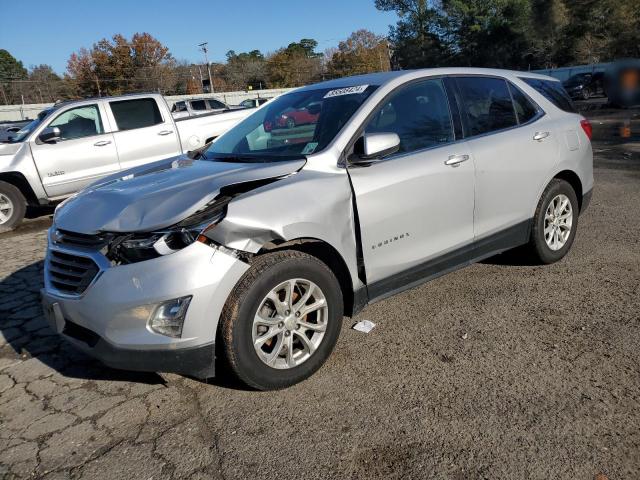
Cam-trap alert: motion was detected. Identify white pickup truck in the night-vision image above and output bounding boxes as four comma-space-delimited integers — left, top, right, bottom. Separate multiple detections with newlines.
0, 93, 252, 230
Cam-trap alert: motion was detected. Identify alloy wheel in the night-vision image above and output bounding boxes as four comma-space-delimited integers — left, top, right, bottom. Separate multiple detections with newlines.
544, 193, 573, 251
252, 278, 328, 369
0, 193, 14, 225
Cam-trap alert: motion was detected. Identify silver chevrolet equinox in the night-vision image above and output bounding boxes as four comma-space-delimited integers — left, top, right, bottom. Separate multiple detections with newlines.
41, 68, 594, 390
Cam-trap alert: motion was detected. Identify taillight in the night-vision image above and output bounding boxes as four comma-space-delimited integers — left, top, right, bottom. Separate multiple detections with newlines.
580, 119, 593, 141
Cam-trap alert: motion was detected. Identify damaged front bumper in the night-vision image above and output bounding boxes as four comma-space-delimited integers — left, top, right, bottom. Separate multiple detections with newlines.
41, 235, 249, 379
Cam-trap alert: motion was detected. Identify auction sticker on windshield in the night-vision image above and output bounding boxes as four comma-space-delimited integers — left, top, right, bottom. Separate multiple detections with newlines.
324, 85, 369, 98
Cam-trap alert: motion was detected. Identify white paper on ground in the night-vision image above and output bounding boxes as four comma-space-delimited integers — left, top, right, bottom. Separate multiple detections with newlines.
352, 320, 376, 333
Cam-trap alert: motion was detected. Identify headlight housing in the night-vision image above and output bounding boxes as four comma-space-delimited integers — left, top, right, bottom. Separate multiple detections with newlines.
106, 198, 228, 265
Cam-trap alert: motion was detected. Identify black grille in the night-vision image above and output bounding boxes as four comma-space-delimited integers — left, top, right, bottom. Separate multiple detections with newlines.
54, 229, 109, 249
47, 250, 100, 295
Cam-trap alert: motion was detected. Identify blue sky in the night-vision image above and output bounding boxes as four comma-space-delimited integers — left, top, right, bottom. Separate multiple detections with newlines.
0, 0, 398, 74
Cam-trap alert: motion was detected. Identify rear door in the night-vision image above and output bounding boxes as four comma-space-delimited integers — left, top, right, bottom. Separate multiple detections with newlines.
453, 76, 559, 240
29, 103, 119, 198
347, 77, 475, 292
107, 97, 182, 170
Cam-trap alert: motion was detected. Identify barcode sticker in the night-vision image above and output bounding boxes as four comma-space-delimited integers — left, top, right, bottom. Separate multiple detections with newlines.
324, 85, 369, 98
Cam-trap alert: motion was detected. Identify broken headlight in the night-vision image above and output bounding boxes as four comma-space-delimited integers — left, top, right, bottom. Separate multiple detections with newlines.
106, 199, 229, 265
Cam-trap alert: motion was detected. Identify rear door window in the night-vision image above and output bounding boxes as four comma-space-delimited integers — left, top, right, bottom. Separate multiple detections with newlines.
365, 78, 454, 154
110, 98, 163, 130
520, 78, 577, 113
455, 77, 518, 136
508, 83, 539, 124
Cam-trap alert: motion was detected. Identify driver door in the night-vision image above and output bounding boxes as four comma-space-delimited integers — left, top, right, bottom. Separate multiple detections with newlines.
30, 103, 120, 198
347, 78, 475, 298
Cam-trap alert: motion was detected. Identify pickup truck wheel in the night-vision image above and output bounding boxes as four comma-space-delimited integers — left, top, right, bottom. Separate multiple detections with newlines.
527, 179, 579, 264
0, 181, 26, 232
219, 250, 343, 390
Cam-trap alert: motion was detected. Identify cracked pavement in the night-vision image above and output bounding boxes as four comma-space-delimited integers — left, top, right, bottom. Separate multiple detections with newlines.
1, 109, 639, 479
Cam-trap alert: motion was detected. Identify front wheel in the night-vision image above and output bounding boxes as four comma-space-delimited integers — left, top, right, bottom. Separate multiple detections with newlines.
0, 181, 27, 233
526, 179, 579, 264
219, 250, 343, 390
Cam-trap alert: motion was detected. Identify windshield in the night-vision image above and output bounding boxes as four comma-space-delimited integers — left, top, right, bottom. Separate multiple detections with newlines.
204, 85, 377, 161
5, 108, 55, 143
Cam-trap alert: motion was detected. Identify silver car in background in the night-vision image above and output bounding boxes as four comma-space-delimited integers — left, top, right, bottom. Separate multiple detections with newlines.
41, 68, 593, 390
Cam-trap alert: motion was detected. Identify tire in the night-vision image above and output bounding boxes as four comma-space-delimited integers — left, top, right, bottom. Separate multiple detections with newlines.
219, 250, 343, 390
0, 181, 27, 233
527, 179, 579, 264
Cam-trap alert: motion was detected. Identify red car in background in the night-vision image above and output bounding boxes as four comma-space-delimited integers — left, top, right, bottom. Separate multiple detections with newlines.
264, 102, 321, 131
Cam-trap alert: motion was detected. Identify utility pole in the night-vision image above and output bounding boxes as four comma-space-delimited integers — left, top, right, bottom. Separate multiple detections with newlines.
198, 42, 214, 94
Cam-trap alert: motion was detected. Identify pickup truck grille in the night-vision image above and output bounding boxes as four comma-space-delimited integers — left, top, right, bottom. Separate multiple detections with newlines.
53, 229, 110, 249
47, 250, 100, 295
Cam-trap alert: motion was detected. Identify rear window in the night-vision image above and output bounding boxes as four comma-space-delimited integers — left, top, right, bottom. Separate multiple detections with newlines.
190, 100, 207, 111
110, 98, 163, 130
520, 78, 577, 113
172, 102, 187, 112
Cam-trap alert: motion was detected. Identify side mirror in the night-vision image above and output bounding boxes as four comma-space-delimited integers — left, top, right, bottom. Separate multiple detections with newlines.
350, 132, 400, 166
39, 126, 61, 143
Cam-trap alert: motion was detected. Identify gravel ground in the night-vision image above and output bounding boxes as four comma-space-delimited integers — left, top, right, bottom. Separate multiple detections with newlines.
0, 110, 638, 479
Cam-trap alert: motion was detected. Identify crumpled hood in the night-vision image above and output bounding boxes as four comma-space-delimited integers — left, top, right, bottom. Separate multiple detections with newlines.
54, 155, 306, 234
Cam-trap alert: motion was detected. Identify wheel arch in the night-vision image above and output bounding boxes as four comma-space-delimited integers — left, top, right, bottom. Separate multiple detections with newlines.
0, 172, 39, 205
553, 169, 584, 211
256, 237, 357, 317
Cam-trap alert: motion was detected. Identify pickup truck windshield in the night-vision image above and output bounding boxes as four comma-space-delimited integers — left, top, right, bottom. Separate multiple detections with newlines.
4, 108, 55, 143
204, 85, 377, 161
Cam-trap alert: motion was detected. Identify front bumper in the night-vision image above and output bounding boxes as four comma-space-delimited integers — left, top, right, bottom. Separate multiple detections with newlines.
41, 236, 249, 379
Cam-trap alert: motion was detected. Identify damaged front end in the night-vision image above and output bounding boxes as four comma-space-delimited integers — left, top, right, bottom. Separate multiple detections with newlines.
102, 196, 231, 265
51, 154, 307, 265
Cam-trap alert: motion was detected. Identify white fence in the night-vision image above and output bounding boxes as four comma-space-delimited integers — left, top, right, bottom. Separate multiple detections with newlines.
0, 88, 295, 122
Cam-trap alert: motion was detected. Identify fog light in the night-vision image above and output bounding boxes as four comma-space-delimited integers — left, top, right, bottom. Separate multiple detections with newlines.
149, 296, 192, 338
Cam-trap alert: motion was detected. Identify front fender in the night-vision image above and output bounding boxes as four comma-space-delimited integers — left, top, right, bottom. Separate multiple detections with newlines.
207, 166, 362, 288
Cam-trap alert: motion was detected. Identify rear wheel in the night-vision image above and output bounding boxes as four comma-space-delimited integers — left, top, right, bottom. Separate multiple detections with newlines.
0, 181, 26, 232
526, 179, 579, 264
219, 250, 343, 390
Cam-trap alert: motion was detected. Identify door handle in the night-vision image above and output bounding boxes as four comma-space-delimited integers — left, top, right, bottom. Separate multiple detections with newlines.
158, 130, 174, 136
94, 140, 111, 147
533, 131, 550, 141
445, 154, 470, 167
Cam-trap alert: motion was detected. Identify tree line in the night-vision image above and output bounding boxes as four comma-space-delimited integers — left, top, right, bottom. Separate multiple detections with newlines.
0, 30, 391, 105
0, 0, 637, 105
378, 0, 639, 70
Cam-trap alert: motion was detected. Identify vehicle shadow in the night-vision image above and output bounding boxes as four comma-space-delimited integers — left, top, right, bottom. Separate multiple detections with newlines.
0, 260, 250, 390
480, 246, 541, 267
0, 260, 165, 386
